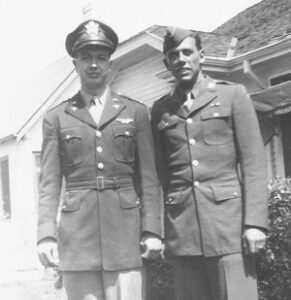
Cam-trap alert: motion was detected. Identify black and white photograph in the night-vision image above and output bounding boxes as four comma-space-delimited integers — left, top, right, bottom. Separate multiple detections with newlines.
0, 0, 290, 299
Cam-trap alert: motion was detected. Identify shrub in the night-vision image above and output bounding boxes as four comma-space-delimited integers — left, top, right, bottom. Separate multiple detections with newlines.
257, 177, 291, 300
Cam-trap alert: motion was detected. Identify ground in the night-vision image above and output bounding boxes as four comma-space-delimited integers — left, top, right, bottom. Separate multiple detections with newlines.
0, 269, 65, 300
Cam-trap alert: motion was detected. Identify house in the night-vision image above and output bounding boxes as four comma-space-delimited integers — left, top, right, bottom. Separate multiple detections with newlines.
0, 0, 290, 270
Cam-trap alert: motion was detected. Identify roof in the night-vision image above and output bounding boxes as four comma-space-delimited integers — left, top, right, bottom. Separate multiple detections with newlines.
0, 56, 75, 140
213, 0, 291, 55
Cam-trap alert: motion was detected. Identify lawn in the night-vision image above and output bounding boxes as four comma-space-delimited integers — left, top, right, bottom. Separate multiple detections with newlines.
0, 269, 65, 300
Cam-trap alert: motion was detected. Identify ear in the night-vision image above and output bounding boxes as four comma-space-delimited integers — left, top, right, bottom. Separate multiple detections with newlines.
72, 59, 78, 73
199, 49, 205, 63
163, 58, 170, 70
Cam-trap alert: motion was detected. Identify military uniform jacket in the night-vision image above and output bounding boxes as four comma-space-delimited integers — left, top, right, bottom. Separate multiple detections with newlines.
37, 88, 162, 271
151, 76, 268, 257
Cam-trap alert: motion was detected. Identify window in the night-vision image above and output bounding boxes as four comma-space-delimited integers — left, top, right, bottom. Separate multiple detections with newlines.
0, 156, 11, 219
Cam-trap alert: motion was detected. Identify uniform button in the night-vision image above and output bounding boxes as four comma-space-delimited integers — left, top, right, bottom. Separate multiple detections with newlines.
233, 192, 239, 197
96, 131, 102, 138
213, 112, 219, 117
194, 181, 200, 187
186, 118, 193, 124
65, 134, 71, 139
96, 146, 103, 153
168, 197, 173, 203
189, 138, 196, 145
125, 131, 130, 136
192, 160, 199, 167
97, 162, 104, 169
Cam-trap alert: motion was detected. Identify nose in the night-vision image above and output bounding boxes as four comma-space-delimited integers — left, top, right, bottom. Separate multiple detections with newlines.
90, 58, 99, 69
176, 52, 186, 65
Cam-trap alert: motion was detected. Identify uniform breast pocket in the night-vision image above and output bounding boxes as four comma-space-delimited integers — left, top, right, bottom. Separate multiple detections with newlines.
201, 109, 232, 145
112, 125, 136, 163
61, 128, 83, 166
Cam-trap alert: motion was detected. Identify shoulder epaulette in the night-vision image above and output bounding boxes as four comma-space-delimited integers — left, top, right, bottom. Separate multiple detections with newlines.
215, 79, 236, 85
47, 99, 70, 112
118, 92, 145, 105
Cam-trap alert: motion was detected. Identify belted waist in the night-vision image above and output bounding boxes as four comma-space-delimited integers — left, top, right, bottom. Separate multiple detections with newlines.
66, 177, 134, 190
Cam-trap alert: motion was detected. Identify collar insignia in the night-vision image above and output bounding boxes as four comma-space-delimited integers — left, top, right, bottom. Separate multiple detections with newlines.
85, 21, 100, 37
207, 82, 216, 90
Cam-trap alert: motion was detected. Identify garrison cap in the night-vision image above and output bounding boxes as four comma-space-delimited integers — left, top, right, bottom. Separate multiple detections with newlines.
163, 27, 195, 54
65, 19, 118, 57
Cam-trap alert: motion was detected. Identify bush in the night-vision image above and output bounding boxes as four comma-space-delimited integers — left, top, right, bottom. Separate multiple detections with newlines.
257, 177, 291, 300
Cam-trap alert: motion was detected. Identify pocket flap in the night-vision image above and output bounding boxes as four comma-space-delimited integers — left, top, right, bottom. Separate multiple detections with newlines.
211, 185, 241, 202
61, 128, 81, 141
62, 190, 81, 212
119, 187, 140, 209
201, 108, 230, 120
113, 125, 136, 137
165, 189, 185, 205
157, 115, 178, 131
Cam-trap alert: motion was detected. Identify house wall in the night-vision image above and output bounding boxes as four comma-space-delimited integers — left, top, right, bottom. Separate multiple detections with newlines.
112, 51, 171, 105
0, 76, 80, 271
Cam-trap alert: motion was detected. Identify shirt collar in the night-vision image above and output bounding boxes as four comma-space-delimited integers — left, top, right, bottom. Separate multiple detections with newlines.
80, 86, 109, 107
176, 72, 207, 100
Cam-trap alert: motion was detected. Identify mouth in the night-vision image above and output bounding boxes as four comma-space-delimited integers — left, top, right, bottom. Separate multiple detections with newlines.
176, 68, 192, 75
87, 72, 101, 78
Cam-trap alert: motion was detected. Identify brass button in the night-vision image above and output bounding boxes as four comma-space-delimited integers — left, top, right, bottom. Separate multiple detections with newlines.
125, 131, 130, 136
96, 146, 103, 153
194, 181, 200, 187
213, 112, 219, 117
186, 118, 193, 124
96, 131, 102, 138
192, 160, 199, 167
189, 138, 196, 145
97, 163, 104, 169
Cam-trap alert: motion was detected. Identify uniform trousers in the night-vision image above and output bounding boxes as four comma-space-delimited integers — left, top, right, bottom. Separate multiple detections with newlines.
172, 253, 258, 300
63, 267, 145, 300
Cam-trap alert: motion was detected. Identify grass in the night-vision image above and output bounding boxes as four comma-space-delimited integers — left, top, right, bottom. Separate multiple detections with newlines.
0, 269, 65, 300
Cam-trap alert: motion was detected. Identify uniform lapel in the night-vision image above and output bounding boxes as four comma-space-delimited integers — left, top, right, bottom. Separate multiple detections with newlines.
187, 77, 218, 115
98, 89, 126, 128
168, 89, 188, 119
65, 92, 97, 128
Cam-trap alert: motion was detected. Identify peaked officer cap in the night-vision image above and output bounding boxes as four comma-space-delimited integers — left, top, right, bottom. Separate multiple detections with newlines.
66, 19, 118, 57
163, 27, 195, 54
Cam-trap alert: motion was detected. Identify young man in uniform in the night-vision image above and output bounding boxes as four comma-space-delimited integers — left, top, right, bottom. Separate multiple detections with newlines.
37, 19, 163, 300
151, 27, 268, 300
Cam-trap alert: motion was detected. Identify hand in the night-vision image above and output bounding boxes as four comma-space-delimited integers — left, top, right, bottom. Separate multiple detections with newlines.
37, 238, 59, 268
140, 236, 164, 260
242, 227, 266, 255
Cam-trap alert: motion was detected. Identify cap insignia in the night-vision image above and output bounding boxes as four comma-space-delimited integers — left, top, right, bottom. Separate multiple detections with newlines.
85, 21, 100, 37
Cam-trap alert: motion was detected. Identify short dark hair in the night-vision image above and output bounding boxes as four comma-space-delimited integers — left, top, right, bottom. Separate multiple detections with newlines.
191, 33, 202, 51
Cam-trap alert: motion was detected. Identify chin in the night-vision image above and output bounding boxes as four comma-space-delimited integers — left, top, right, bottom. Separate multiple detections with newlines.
178, 79, 195, 89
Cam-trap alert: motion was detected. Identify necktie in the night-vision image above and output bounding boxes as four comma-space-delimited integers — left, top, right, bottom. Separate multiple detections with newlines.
183, 92, 194, 111
89, 97, 103, 125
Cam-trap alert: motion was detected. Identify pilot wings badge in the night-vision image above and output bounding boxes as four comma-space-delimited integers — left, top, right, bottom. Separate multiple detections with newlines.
116, 118, 134, 124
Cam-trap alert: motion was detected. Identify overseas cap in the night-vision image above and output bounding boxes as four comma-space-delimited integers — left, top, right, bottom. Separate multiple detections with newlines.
163, 26, 195, 54
65, 19, 118, 57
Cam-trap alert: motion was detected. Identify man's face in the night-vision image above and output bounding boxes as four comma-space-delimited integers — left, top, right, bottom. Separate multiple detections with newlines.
165, 36, 204, 87
73, 46, 111, 90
